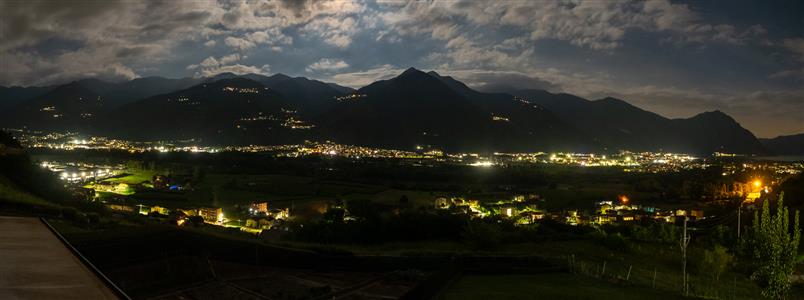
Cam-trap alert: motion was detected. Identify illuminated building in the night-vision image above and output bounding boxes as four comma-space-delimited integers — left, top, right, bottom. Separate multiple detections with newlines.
197, 207, 223, 223
250, 202, 268, 213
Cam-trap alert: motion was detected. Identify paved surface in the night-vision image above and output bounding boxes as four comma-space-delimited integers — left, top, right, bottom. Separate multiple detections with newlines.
0, 216, 119, 299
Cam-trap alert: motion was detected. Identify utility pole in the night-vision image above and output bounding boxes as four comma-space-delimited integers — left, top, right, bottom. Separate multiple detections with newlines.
737, 203, 741, 239
680, 217, 691, 296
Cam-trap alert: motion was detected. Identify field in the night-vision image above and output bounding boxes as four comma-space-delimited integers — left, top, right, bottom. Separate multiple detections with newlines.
439, 273, 685, 300
30, 151, 699, 219
103, 169, 157, 185
0, 174, 61, 209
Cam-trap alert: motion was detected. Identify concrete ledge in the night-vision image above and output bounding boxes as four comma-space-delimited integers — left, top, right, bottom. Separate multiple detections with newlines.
0, 216, 123, 299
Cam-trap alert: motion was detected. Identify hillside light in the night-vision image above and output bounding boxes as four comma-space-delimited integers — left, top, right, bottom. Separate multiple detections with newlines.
753, 180, 762, 188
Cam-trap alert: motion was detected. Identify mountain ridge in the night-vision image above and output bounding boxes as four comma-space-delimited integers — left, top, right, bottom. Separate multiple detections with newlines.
0, 68, 772, 155
761, 133, 804, 156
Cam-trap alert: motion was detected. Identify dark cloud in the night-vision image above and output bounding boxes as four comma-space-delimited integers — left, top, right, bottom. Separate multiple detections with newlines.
0, 0, 123, 50
279, 0, 313, 18
115, 46, 149, 59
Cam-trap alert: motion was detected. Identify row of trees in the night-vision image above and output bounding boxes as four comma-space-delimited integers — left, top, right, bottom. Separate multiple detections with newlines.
744, 193, 801, 298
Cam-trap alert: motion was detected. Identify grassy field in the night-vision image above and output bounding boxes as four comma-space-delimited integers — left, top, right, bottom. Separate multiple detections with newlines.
104, 169, 157, 185
269, 238, 771, 299
438, 273, 686, 300
0, 175, 61, 209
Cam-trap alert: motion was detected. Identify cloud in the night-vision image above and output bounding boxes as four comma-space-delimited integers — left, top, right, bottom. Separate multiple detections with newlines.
378, 0, 769, 53
219, 53, 241, 65
224, 36, 256, 50
0, 0, 221, 85
204, 40, 216, 47
223, 27, 292, 51
769, 68, 804, 81
186, 54, 268, 77
303, 16, 358, 48
305, 58, 349, 73
435, 69, 561, 92
198, 64, 271, 77
783, 38, 804, 61
329, 64, 405, 88
0, 47, 141, 86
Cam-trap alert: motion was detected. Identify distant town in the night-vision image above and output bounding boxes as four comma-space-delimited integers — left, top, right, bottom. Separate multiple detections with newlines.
18, 128, 802, 238
9, 128, 786, 173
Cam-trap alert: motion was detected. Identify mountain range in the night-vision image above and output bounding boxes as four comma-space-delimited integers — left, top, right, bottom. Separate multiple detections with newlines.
760, 134, 804, 156
1, 68, 799, 155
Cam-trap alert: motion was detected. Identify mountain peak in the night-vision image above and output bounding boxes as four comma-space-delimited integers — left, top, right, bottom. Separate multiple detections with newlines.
691, 110, 733, 122
204, 72, 239, 82
598, 96, 625, 103
595, 97, 639, 109
400, 67, 424, 76
271, 73, 292, 81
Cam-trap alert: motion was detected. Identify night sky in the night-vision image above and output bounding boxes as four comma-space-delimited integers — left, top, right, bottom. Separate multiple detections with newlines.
1, 0, 802, 137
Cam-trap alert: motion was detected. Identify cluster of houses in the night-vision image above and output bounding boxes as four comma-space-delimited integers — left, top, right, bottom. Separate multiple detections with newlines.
105, 201, 290, 233
592, 197, 704, 225
241, 202, 290, 230
434, 195, 547, 225
434, 194, 704, 226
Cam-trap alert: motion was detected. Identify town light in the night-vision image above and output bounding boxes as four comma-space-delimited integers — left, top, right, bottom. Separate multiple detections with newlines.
620, 195, 629, 204
470, 161, 493, 167
753, 180, 762, 188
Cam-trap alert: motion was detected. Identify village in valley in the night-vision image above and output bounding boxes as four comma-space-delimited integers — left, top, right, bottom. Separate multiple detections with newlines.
33, 140, 797, 238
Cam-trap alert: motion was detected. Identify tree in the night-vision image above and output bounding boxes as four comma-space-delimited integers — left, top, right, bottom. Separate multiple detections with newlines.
749, 192, 801, 299
398, 195, 411, 210
345, 199, 379, 221
700, 244, 732, 282
461, 221, 503, 250
192, 166, 205, 183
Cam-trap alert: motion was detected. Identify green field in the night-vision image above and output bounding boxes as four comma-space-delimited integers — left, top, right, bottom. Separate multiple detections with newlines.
103, 169, 158, 185
439, 273, 686, 300
0, 175, 61, 209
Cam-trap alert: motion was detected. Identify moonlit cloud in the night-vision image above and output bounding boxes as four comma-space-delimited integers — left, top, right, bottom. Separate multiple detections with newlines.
0, 0, 801, 136
306, 58, 349, 73
329, 64, 405, 88
186, 54, 268, 77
